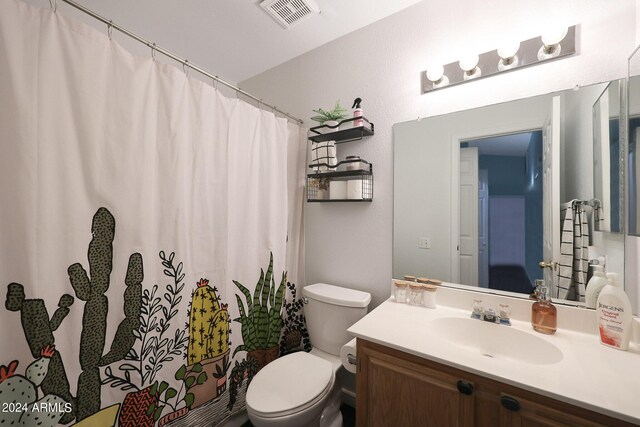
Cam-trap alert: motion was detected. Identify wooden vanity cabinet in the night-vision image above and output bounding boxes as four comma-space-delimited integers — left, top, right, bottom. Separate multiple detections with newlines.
356, 339, 634, 427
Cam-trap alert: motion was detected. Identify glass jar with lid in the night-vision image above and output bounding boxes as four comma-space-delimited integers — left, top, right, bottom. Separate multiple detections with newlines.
408, 282, 424, 306
393, 280, 408, 303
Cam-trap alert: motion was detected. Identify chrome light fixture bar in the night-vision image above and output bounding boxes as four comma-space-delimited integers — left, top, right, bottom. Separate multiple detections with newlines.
421, 25, 577, 94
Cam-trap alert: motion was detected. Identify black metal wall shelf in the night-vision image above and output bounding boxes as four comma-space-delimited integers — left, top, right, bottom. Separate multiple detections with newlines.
307, 169, 373, 202
307, 116, 375, 202
308, 117, 374, 144
307, 168, 373, 179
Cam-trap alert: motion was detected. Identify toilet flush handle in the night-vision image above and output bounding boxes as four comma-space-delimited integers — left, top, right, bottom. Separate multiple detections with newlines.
302, 297, 309, 304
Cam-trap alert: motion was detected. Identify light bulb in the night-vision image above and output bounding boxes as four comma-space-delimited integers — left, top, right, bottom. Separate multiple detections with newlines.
540, 26, 568, 58
425, 66, 449, 89
459, 54, 479, 72
460, 54, 481, 80
542, 26, 568, 47
498, 41, 520, 70
426, 65, 444, 82
498, 41, 520, 61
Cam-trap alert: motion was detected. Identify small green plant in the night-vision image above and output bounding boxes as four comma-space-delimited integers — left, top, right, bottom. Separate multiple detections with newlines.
226, 357, 258, 411
280, 281, 312, 355
311, 100, 348, 124
145, 363, 206, 423
104, 251, 188, 390
232, 253, 285, 357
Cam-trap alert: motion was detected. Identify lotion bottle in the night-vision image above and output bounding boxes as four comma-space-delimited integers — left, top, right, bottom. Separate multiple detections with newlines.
596, 272, 632, 350
585, 265, 607, 309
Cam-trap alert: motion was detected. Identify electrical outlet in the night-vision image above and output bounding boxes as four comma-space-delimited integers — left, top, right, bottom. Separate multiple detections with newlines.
418, 237, 431, 249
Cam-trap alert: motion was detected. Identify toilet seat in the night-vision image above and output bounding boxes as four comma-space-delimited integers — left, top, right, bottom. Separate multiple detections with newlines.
246, 351, 334, 419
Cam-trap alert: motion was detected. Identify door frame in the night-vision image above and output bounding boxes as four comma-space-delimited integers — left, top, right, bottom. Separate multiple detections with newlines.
450, 120, 544, 283
478, 169, 489, 288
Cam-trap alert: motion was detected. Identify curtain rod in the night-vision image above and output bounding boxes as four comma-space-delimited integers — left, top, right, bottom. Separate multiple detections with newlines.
50, 0, 304, 125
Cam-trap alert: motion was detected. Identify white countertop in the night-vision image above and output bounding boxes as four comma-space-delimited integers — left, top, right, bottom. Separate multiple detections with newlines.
348, 295, 640, 424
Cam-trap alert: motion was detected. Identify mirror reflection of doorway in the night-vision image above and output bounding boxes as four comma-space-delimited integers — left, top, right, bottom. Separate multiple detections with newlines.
460, 130, 543, 294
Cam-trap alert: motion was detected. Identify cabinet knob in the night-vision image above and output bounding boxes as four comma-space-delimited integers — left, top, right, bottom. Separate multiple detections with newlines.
456, 380, 474, 395
500, 395, 521, 412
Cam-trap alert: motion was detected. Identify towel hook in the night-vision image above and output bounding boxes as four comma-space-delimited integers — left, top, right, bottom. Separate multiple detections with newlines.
48, 0, 57, 12
150, 43, 156, 61
107, 20, 113, 39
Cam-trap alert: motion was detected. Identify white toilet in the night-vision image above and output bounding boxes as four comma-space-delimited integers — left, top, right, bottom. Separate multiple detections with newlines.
246, 283, 371, 427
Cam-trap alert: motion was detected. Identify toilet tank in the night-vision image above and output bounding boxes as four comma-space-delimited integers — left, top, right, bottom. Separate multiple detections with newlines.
303, 283, 371, 356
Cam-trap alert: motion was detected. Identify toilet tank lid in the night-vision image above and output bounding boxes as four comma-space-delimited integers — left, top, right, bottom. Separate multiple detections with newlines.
303, 283, 371, 308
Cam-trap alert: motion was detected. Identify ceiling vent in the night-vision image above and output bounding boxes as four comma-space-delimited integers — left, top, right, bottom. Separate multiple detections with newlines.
260, 0, 320, 29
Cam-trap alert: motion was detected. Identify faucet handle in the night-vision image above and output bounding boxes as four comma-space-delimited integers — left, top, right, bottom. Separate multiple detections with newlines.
471, 299, 483, 319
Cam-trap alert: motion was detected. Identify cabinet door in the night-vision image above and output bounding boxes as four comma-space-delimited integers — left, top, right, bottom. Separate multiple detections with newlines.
357, 340, 474, 427
498, 393, 615, 427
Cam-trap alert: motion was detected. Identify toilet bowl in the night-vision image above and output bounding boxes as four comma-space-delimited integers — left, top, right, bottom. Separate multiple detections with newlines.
246, 350, 342, 427
245, 283, 371, 427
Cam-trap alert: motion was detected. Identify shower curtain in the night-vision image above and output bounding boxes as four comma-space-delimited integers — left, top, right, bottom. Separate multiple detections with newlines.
0, 1, 307, 426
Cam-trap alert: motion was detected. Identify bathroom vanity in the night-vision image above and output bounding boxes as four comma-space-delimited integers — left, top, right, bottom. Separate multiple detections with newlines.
348, 288, 640, 427
357, 340, 631, 426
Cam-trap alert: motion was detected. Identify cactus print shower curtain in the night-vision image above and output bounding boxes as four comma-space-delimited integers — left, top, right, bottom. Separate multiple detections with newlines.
0, 1, 307, 426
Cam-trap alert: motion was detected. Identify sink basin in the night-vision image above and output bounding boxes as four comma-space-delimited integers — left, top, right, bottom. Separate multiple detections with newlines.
428, 317, 563, 365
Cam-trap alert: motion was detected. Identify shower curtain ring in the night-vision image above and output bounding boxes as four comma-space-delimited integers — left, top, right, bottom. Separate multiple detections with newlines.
183, 60, 189, 76
213, 76, 218, 89
107, 20, 113, 39
150, 43, 156, 61
48, 0, 57, 12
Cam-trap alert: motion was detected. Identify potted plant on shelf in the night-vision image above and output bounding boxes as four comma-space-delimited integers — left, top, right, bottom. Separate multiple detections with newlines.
310, 177, 330, 200
311, 101, 348, 131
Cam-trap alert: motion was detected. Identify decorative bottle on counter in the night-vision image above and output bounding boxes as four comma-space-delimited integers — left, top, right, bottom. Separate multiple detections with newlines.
531, 280, 557, 335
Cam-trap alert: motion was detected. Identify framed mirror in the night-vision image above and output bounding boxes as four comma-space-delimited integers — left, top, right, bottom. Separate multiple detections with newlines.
628, 46, 640, 236
593, 81, 622, 233
394, 81, 626, 307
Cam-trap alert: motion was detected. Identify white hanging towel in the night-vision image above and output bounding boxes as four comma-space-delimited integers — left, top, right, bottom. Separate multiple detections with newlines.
557, 201, 590, 301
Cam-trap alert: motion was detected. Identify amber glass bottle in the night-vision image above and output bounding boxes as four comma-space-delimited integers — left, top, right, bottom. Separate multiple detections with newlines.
531, 280, 557, 335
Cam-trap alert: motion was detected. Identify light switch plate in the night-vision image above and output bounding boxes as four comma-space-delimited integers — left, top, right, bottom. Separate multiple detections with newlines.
418, 237, 431, 249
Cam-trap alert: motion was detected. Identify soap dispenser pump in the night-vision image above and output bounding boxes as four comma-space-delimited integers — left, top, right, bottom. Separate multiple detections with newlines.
531, 280, 557, 335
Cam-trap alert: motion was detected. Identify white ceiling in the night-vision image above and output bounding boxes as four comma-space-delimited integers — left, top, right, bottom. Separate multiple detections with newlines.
32, 0, 423, 84
465, 132, 536, 157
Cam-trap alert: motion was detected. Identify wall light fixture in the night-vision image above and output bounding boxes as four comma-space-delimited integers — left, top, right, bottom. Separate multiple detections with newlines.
421, 25, 576, 93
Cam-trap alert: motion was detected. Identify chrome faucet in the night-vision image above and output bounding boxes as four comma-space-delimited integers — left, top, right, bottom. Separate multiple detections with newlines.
471, 299, 511, 325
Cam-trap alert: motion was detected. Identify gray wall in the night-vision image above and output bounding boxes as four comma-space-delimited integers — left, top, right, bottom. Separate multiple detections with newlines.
241, 0, 636, 308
